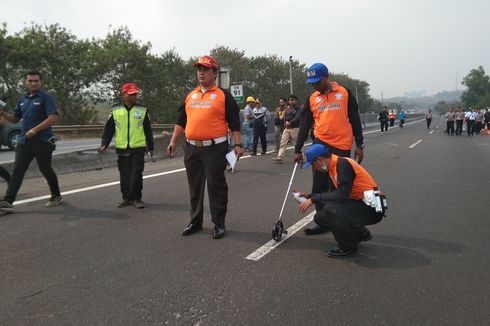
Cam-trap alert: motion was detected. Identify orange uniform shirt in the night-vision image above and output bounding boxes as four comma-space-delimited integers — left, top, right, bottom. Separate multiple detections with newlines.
308, 82, 353, 150
329, 154, 377, 200
184, 85, 228, 140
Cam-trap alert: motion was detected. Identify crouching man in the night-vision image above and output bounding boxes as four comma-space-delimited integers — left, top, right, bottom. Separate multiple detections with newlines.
296, 144, 386, 258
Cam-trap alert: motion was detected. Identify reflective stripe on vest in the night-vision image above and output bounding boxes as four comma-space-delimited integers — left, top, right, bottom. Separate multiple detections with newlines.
112, 106, 147, 149
328, 154, 378, 200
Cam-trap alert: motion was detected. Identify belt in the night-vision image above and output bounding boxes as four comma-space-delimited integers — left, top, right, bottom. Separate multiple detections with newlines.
187, 136, 227, 147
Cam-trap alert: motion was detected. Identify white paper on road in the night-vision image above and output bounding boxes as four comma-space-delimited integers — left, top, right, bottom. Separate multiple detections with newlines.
226, 150, 237, 172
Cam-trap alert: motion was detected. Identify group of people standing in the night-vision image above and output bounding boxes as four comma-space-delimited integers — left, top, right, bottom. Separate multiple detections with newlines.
1, 56, 386, 259
445, 107, 490, 136
444, 107, 490, 136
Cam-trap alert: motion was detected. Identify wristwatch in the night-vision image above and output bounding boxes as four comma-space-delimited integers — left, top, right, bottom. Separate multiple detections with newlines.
356, 144, 365, 149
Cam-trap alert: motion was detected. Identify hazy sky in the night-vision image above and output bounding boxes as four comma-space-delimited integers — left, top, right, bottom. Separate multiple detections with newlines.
2, 0, 489, 98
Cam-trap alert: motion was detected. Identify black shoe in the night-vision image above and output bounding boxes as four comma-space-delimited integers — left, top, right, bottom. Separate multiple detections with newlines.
182, 223, 203, 236
212, 226, 225, 239
261, 151, 267, 155
326, 247, 356, 258
304, 225, 329, 235
117, 200, 133, 208
358, 230, 373, 242
250, 152, 257, 156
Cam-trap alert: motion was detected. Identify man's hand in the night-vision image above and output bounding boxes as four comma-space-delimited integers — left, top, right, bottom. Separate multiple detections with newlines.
234, 145, 244, 159
298, 198, 313, 214
25, 129, 36, 139
354, 147, 364, 164
293, 152, 303, 164
99, 146, 107, 153
167, 141, 176, 158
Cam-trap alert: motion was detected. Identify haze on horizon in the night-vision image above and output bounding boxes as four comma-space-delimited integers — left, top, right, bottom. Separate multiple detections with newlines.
2, 0, 489, 98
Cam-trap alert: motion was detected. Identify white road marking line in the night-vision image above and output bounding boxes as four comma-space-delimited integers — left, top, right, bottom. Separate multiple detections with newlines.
13, 168, 187, 205
429, 130, 434, 135
409, 139, 422, 148
246, 211, 315, 261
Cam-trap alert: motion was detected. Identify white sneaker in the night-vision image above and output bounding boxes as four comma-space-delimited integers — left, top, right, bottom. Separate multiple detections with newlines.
45, 196, 63, 207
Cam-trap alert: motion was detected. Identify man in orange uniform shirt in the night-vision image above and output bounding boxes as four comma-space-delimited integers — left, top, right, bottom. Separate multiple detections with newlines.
167, 55, 243, 239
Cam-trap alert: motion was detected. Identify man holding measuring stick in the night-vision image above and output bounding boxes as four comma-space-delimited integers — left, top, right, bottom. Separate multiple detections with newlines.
295, 144, 386, 258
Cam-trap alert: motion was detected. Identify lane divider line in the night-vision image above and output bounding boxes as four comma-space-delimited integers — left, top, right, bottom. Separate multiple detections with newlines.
245, 211, 315, 261
13, 169, 186, 205
429, 130, 434, 135
409, 139, 423, 148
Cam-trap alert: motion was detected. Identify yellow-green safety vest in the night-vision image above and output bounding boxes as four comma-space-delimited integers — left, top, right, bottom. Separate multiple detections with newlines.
112, 105, 147, 149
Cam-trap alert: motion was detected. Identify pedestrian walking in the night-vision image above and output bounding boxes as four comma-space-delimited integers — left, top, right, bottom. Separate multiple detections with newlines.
426, 110, 432, 129
0, 70, 62, 212
399, 111, 405, 128
389, 109, 396, 127
100, 82, 154, 209
465, 108, 476, 136
445, 108, 455, 135
378, 107, 389, 132
455, 108, 464, 135
166, 55, 243, 239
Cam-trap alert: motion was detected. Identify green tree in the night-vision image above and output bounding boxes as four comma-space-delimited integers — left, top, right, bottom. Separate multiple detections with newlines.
461, 66, 490, 108
0, 23, 97, 123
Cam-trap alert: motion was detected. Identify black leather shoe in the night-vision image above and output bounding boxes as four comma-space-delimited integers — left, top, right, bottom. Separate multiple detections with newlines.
212, 226, 225, 239
304, 225, 330, 235
357, 230, 373, 242
326, 247, 357, 258
181, 223, 203, 236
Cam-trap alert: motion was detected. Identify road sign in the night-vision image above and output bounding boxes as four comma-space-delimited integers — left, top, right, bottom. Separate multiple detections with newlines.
230, 84, 244, 103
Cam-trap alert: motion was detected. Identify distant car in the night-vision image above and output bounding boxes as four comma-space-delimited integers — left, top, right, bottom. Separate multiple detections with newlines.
0, 121, 21, 150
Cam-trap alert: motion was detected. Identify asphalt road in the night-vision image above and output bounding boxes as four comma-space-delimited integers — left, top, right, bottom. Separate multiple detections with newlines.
1, 118, 489, 326
0, 139, 106, 163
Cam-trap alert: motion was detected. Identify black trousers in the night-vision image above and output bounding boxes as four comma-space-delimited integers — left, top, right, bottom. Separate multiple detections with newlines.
389, 118, 395, 127
380, 120, 388, 132
467, 120, 474, 135
447, 121, 455, 135
399, 119, 405, 127
0, 166, 11, 182
184, 141, 228, 227
456, 120, 463, 135
426, 118, 432, 129
4, 139, 60, 203
314, 200, 383, 252
252, 126, 267, 153
117, 150, 145, 201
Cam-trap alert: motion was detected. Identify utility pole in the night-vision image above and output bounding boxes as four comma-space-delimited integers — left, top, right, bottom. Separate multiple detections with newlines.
381, 91, 384, 104
289, 56, 293, 95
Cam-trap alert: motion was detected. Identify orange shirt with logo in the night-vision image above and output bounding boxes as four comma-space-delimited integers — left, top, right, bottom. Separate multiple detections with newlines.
309, 82, 353, 150
328, 154, 378, 200
184, 85, 228, 140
